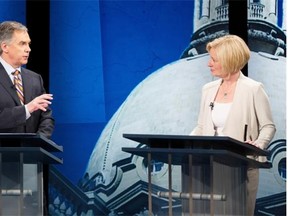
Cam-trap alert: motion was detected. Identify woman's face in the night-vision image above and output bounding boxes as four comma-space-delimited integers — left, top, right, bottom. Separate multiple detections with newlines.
207, 48, 224, 78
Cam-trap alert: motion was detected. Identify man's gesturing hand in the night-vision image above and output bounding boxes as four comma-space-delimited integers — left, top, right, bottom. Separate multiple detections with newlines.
26, 94, 53, 113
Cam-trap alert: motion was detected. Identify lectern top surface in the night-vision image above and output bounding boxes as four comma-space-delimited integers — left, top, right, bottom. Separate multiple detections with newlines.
123, 133, 269, 156
0, 133, 63, 152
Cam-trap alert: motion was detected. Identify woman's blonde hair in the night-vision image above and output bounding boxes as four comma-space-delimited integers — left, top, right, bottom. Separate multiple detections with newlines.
206, 34, 250, 76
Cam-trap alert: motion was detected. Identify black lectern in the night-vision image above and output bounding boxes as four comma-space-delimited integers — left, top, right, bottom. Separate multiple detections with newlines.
0, 133, 63, 215
122, 134, 271, 216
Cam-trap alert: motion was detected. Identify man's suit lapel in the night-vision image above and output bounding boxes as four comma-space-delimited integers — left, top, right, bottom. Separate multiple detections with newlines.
0, 64, 22, 105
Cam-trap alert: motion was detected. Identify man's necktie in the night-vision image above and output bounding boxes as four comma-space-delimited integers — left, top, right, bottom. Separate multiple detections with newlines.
12, 70, 25, 105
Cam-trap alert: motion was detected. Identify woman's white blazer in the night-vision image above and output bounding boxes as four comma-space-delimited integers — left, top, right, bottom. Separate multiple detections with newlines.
191, 72, 276, 162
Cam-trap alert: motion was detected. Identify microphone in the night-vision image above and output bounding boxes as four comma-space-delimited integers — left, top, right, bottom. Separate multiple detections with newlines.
243, 124, 248, 141
209, 102, 214, 110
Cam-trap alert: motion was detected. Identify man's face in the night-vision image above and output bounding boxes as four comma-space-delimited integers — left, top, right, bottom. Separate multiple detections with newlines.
2, 30, 31, 68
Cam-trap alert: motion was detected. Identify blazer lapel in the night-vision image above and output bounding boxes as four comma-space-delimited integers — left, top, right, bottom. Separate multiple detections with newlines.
222, 72, 245, 137
0, 64, 22, 105
206, 79, 222, 134
209, 79, 222, 104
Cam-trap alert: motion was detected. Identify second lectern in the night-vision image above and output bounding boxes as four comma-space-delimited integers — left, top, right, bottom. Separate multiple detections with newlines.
122, 134, 271, 216
0, 133, 63, 216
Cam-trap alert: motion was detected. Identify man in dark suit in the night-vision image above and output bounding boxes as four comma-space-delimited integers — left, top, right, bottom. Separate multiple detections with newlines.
0, 21, 54, 138
0, 21, 54, 215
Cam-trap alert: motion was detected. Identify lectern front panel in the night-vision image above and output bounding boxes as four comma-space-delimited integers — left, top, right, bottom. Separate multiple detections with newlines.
181, 158, 246, 215
0, 160, 43, 215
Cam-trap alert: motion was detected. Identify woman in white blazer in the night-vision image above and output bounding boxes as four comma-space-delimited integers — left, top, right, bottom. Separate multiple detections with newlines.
191, 35, 276, 216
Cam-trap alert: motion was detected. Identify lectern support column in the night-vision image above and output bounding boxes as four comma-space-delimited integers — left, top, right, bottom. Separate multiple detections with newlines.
188, 155, 193, 215
168, 151, 172, 216
210, 156, 215, 216
148, 152, 152, 216
37, 162, 43, 214
19, 153, 24, 215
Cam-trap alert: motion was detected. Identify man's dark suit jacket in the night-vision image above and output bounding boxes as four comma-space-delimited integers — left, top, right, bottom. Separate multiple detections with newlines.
0, 63, 54, 138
